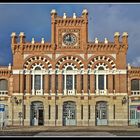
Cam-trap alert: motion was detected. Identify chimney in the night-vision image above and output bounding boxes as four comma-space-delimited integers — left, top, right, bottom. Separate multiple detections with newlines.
82, 9, 88, 18
104, 38, 108, 44
41, 38, 45, 44
122, 32, 128, 45
11, 32, 17, 44
95, 37, 99, 44
73, 13, 76, 19
19, 32, 25, 43
50, 9, 57, 18
31, 38, 35, 44
63, 13, 66, 19
114, 32, 120, 45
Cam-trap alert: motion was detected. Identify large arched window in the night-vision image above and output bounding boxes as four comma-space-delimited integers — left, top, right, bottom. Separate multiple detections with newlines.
63, 65, 77, 95
34, 67, 42, 90
32, 66, 44, 95
95, 66, 108, 95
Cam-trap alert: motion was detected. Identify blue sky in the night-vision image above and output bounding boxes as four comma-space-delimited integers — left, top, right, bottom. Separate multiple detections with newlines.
0, 3, 140, 66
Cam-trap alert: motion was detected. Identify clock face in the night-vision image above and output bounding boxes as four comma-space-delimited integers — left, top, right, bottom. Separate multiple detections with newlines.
63, 33, 77, 46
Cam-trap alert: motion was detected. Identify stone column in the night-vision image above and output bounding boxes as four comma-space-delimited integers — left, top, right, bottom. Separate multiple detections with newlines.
83, 101, 88, 126
44, 98, 49, 126
89, 103, 96, 126
57, 104, 62, 126
76, 100, 82, 126
49, 97, 56, 126
24, 100, 30, 126
108, 103, 114, 126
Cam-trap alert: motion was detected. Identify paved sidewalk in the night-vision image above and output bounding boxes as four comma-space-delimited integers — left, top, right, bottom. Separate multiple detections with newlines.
1, 125, 140, 132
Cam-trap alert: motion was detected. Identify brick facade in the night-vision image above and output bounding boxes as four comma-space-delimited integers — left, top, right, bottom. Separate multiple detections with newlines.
0, 9, 139, 126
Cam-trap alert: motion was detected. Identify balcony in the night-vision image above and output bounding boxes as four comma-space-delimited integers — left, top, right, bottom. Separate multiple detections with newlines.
0, 90, 8, 96
95, 89, 108, 95
32, 89, 43, 95
131, 90, 140, 96
63, 89, 76, 95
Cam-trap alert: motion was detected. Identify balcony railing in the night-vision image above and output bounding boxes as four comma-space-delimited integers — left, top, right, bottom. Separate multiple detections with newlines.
95, 89, 108, 95
32, 89, 43, 95
131, 90, 140, 96
0, 90, 8, 96
63, 89, 76, 95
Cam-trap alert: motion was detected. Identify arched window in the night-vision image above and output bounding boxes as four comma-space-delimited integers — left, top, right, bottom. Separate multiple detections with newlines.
0, 79, 8, 91
95, 66, 108, 94
63, 65, 77, 95
98, 67, 104, 70
32, 65, 44, 95
66, 66, 73, 70
34, 67, 41, 70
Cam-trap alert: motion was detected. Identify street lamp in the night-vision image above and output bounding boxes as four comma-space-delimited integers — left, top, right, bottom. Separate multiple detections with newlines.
122, 96, 128, 105
13, 96, 22, 105
11, 96, 23, 126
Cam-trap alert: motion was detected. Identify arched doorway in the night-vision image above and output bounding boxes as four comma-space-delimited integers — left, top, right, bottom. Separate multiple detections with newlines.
30, 101, 44, 126
63, 101, 76, 126
95, 101, 108, 125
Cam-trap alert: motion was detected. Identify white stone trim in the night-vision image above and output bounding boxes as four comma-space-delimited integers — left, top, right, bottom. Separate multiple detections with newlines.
12, 69, 127, 75
91, 69, 127, 75
12, 93, 23, 95
56, 54, 61, 59
44, 54, 52, 59
88, 54, 94, 59
24, 54, 30, 59
25, 93, 30, 95
112, 93, 128, 95
51, 93, 56, 96
79, 54, 84, 59
12, 70, 24, 74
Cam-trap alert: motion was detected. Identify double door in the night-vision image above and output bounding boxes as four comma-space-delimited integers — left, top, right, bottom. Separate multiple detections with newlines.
96, 102, 108, 125
63, 101, 76, 126
31, 102, 44, 126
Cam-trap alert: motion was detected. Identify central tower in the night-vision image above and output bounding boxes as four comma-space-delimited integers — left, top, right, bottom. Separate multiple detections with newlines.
51, 9, 88, 51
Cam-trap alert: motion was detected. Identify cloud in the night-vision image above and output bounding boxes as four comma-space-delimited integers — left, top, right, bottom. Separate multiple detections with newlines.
131, 57, 140, 66
0, 4, 140, 66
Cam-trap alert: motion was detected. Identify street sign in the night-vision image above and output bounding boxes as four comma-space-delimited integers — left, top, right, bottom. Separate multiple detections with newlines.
0, 104, 5, 111
0, 104, 5, 129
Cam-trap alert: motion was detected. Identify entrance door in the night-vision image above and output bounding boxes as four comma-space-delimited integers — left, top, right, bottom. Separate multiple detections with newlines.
38, 109, 43, 125
130, 105, 140, 125
96, 101, 108, 125
31, 101, 44, 126
63, 101, 76, 126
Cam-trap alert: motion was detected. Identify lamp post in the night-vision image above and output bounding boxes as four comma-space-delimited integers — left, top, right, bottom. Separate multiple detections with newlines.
122, 96, 128, 105
11, 96, 23, 126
